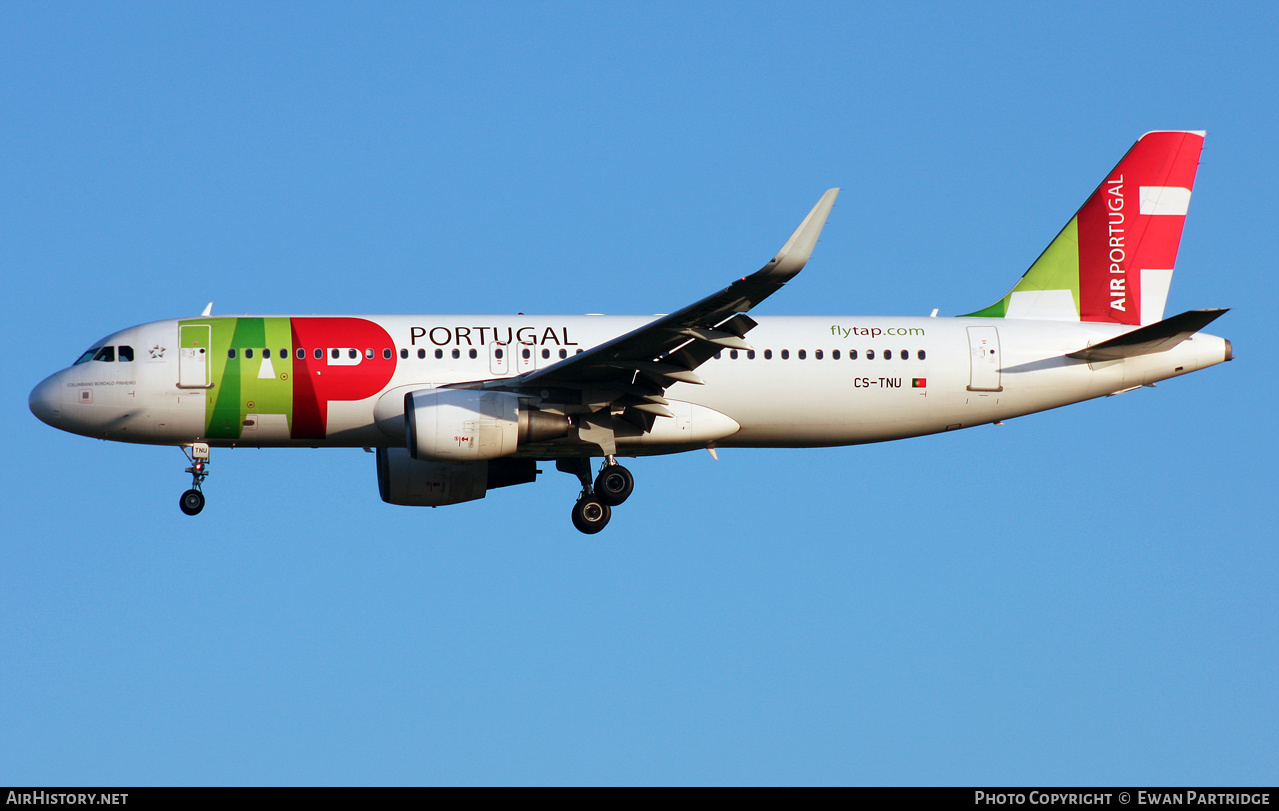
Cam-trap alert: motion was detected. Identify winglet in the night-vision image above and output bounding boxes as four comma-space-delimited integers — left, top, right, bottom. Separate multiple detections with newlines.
764, 188, 840, 278
200, 302, 213, 317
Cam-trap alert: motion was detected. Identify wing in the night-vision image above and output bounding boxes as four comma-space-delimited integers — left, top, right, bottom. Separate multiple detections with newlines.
484, 188, 840, 453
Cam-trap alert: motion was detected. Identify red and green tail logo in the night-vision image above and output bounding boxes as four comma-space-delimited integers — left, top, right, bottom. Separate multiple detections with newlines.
966, 131, 1204, 325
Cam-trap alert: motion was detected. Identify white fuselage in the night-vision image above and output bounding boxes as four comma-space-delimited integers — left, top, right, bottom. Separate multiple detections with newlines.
29, 314, 1232, 453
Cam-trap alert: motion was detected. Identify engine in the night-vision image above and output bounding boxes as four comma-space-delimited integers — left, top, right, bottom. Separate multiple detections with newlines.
405, 389, 569, 462
376, 447, 538, 506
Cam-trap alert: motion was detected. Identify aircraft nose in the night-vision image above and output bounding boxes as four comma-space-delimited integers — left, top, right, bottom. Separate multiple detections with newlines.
29, 374, 63, 427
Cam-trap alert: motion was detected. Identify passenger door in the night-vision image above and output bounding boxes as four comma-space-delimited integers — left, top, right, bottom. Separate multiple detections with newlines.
966, 326, 1003, 392
178, 324, 211, 388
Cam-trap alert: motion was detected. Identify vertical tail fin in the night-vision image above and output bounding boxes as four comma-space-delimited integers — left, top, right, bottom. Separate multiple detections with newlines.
965, 131, 1204, 325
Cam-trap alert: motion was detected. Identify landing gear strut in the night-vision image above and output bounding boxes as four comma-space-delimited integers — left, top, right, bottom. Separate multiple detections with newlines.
557, 456, 635, 534
179, 443, 210, 516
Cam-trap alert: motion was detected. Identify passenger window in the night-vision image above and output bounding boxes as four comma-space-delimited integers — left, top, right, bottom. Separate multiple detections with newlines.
117, 345, 134, 362
262, 348, 270, 359
918, 350, 926, 360
331, 349, 340, 360
451, 349, 460, 359
227, 348, 236, 360
559, 349, 567, 359
747, 350, 756, 360
469, 349, 477, 359
781, 349, 790, 359
814, 349, 822, 360
281, 348, 288, 359
522, 348, 531, 359
348, 349, 358, 360
884, 350, 892, 360
365, 348, 374, 359
730, 350, 738, 359
495, 348, 504, 359
901, 349, 907, 359
764, 349, 773, 359
419, 349, 426, 359
385, 349, 393, 360
541, 348, 550, 360
849, 349, 857, 360
832, 350, 840, 360
399, 348, 407, 359
248, 348, 256, 359
297, 349, 305, 359
434, 349, 442, 359
798, 350, 807, 360
315, 348, 323, 359
867, 350, 875, 360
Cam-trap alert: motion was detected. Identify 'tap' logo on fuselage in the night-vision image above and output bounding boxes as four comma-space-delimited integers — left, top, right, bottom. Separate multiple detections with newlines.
184, 317, 397, 440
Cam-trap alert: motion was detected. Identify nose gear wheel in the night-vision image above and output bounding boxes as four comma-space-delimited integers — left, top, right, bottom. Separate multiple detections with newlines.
178, 444, 210, 516
180, 489, 205, 515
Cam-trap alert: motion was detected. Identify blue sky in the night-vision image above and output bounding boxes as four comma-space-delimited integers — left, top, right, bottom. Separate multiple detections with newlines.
2, 2, 1276, 785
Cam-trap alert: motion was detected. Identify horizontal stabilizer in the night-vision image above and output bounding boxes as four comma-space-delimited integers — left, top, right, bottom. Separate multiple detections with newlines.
1067, 308, 1228, 361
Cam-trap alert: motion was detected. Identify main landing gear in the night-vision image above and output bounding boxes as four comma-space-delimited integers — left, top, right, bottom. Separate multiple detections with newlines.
559, 456, 635, 534
179, 443, 210, 516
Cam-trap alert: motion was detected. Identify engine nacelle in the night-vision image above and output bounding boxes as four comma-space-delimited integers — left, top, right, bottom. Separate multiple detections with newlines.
376, 447, 537, 506
405, 389, 569, 462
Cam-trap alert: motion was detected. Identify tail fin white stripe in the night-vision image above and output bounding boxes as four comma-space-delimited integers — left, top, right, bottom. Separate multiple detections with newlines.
1140, 269, 1174, 325
1006, 289, 1077, 321
1140, 186, 1192, 216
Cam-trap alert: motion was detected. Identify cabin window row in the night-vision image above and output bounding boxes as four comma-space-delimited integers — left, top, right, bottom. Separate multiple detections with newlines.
228, 347, 372, 360
716, 349, 926, 361
223, 346, 589, 361
227, 347, 391, 360
396, 347, 585, 360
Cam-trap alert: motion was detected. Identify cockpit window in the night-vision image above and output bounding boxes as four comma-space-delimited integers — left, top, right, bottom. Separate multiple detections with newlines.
92, 346, 116, 363
74, 347, 101, 365
117, 345, 134, 362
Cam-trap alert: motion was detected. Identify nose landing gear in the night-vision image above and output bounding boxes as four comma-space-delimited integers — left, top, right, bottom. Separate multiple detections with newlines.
179, 443, 210, 516
558, 456, 635, 534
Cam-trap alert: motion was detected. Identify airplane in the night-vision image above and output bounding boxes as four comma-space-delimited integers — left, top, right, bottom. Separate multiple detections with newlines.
29, 131, 1231, 534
